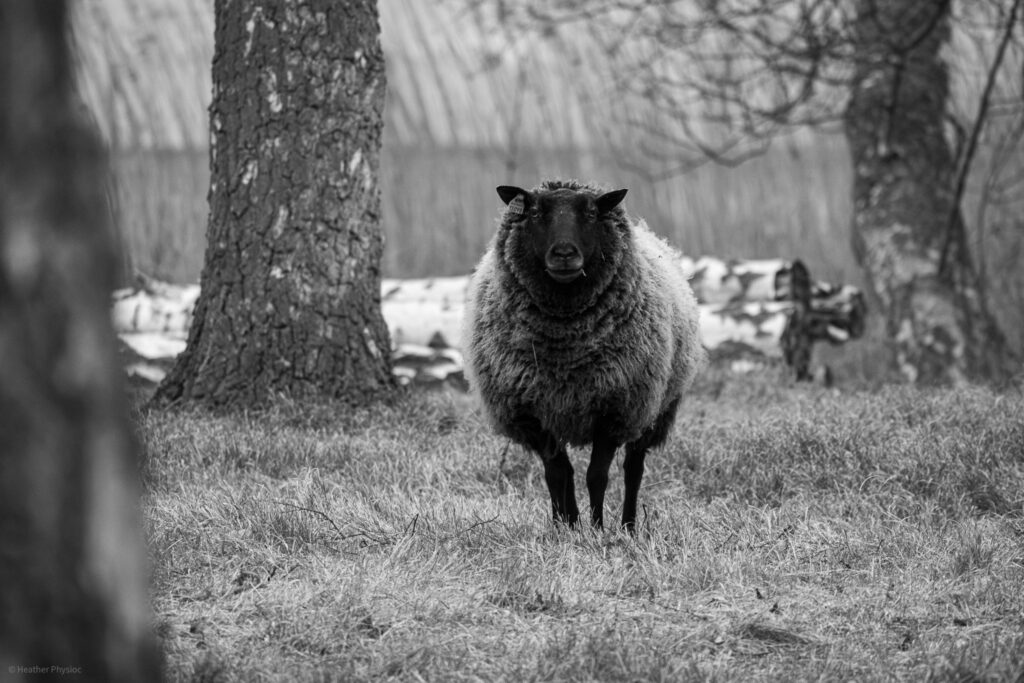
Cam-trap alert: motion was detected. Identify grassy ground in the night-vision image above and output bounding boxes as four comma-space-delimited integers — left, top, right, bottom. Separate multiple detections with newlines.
139, 366, 1024, 681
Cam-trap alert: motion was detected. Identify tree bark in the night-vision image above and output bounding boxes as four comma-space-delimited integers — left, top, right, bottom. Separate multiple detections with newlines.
153, 0, 394, 408
0, 2, 160, 680
844, 0, 1014, 384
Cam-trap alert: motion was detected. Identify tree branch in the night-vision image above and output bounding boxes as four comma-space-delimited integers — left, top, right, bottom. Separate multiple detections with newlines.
938, 0, 1023, 277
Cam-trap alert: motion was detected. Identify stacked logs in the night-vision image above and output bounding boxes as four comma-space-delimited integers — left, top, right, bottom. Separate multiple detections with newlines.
113, 258, 865, 389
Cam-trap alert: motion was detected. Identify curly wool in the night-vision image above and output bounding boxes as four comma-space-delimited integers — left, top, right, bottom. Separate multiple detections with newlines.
463, 181, 705, 448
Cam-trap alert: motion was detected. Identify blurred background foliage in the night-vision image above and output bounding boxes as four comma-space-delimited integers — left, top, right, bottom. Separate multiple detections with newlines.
71, 0, 1023, 355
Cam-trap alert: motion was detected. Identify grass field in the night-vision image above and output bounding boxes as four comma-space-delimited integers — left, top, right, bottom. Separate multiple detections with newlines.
139, 367, 1024, 681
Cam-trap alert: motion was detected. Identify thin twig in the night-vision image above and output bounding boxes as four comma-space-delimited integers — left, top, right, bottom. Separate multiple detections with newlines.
276, 500, 343, 537
439, 514, 500, 543
277, 500, 391, 545
403, 513, 419, 536
497, 438, 512, 483
938, 0, 1023, 277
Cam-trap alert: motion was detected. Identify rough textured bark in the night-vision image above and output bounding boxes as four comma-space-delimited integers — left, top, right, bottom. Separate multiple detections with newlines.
153, 0, 394, 407
844, 0, 1014, 384
0, 2, 160, 680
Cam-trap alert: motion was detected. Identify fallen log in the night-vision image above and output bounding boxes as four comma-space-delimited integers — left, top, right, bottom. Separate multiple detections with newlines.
379, 257, 858, 308
111, 274, 198, 337
113, 257, 866, 388
684, 256, 809, 304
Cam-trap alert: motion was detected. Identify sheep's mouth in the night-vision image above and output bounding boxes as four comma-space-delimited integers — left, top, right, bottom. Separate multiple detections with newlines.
546, 268, 584, 283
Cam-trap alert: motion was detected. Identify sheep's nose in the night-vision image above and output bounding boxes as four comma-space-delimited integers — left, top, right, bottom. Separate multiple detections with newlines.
545, 241, 584, 281
549, 241, 580, 260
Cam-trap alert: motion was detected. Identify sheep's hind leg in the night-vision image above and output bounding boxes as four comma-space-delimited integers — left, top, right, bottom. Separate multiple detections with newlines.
586, 424, 620, 529
508, 414, 579, 527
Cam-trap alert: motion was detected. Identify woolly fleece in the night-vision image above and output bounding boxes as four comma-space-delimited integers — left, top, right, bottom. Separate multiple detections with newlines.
463, 182, 705, 448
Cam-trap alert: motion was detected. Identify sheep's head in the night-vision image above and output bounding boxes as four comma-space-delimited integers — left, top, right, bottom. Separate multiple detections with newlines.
496, 184, 628, 286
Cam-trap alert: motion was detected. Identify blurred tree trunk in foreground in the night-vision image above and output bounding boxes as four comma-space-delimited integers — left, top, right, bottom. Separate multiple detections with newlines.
0, 2, 160, 681
844, 0, 1012, 383
153, 0, 394, 408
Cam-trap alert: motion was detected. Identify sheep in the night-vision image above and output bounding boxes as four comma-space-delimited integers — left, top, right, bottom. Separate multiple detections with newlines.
462, 179, 705, 531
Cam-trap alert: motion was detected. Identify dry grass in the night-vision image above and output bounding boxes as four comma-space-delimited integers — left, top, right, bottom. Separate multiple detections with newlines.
379, 136, 859, 284
111, 149, 209, 283
139, 368, 1024, 681
110, 138, 858, 285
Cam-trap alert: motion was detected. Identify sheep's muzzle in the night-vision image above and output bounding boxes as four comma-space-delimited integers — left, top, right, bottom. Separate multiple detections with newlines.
545, 241, 584, 283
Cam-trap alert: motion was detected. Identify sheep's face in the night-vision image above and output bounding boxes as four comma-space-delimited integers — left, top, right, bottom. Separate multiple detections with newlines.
496, 185, 628, 285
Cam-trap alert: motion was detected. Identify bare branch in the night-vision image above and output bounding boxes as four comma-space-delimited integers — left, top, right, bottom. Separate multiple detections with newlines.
939, 0, 1024, 277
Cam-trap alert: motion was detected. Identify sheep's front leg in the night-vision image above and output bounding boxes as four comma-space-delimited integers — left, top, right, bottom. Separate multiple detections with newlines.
586, 428, 619, 529
542, 448, 579, 526
508, 414, 579, 526
621, 442, 647, 532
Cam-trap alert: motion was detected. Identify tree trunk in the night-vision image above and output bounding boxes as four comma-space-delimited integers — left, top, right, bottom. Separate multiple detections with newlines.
153, 0, 394, 408
0, 2, 160, 680
844, 0, 1014, 384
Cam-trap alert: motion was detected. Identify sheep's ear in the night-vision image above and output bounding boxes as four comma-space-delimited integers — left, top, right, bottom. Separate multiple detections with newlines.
496, 185, 528, 205
497, 185, 529, 217
596, 189, 628, 214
